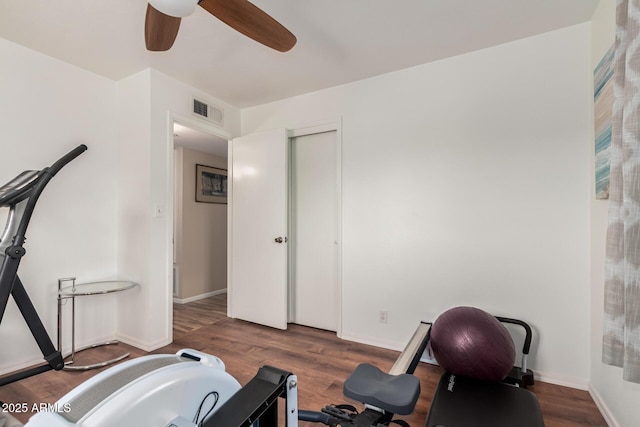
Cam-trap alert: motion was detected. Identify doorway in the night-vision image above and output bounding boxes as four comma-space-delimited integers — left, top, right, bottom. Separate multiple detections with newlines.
228, 122, 342, 336
171, 117, 231, 338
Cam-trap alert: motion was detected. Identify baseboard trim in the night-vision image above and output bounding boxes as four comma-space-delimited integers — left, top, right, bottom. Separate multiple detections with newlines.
339, 332, 406, 354
0, 355, 48, 378
588, 383, 617, 427
535, 371, 589, 390
173, 289, 227, 305
115, 333, 170, 352
0, 333, 121, 376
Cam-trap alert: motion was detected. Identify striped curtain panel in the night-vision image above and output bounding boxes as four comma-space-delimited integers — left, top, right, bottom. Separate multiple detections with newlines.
603, 0, 640, 383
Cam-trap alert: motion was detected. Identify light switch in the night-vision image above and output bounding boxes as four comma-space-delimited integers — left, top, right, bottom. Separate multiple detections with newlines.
154, 204, 165, 218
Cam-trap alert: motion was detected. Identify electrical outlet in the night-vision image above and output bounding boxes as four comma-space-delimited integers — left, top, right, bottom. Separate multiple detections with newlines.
379, 310, 389, 324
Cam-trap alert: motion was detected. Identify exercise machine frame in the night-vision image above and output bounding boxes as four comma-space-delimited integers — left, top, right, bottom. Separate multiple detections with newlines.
0, 145, 88, 386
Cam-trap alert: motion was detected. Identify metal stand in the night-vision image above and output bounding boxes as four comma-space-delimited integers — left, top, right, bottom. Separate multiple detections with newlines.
57, 277, 135, 371
202, 365, 298, 427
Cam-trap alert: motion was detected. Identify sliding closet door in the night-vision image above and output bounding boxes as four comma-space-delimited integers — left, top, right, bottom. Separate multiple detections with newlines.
290, 131, 338, 331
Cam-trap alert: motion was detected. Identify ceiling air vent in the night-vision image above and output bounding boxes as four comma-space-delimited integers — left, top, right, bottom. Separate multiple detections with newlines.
192, 97, 224, 127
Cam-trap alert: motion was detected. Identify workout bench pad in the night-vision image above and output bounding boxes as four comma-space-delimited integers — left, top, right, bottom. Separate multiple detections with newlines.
425, 372, 544, 427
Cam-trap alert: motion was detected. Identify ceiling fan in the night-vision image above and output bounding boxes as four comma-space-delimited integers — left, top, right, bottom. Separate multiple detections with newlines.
145, 0, 297, 52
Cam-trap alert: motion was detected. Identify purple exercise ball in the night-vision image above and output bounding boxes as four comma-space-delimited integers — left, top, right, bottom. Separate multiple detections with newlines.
430, 306, 515, 382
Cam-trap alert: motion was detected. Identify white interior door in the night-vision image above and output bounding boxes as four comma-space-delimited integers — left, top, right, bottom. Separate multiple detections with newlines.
229, 128, 288, 330
290, 131, 338, 331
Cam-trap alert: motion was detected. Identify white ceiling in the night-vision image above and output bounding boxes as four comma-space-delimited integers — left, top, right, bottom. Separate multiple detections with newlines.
0, 1, 599, 109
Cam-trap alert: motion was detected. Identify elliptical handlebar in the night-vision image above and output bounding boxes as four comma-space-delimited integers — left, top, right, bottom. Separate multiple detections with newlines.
4, 144, 88, 249
0, 145, 87, 209
47, 144, 88, 177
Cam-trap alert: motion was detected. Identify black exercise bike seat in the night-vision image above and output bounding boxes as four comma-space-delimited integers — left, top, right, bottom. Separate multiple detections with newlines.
343, 363, 421, 415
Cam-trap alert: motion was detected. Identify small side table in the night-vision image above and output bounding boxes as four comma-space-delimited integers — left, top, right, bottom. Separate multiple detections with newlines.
57, 278, 139, 371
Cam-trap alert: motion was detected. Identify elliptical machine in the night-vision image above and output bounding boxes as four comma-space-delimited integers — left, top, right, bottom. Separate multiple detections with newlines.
0, 145, 87, 386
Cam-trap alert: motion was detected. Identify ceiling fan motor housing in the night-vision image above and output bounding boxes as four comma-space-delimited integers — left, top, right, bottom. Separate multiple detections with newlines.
148, 0, 198, 17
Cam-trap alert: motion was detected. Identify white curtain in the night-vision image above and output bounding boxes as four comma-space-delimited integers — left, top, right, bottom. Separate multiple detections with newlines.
603, 0, 640, 383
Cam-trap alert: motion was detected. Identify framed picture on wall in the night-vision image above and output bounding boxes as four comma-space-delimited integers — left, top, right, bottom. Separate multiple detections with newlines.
196, 164, 227, 204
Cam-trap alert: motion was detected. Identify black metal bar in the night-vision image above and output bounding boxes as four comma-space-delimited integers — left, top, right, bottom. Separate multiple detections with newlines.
257, 395, 278, 427
1, 145, 88, 318
407, 321, 431, 375
0, 145, 86, 386
203, 366, 293, 427
0, 277, 64, 387
299, 410, 331, 425
0, 256, 19, 324
11, 276, 63, 365
495, 316, 532, 355
0, 361, 53, 387
496, 316, 535, 388
10, 145, 87, 248
47, 145, 87, 176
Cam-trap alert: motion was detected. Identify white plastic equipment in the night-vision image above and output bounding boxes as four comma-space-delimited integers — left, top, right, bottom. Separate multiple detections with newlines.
24, 349, 241, 427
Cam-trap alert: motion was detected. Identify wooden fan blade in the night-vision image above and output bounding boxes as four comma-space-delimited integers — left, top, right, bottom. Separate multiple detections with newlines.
198, 0, 296, 52
145, 3, 182, 51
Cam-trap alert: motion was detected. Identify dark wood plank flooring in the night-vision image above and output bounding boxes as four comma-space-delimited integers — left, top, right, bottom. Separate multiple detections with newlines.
0, 294, 607, 426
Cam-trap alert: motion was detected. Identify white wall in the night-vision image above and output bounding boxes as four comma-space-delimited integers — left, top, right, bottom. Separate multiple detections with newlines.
0, 38, 118, 373
116, 69, 240, 350
0, 39, 240, 372
0, 39, 240, 370
114, 69, 153, 347
242, 24, 593, 387
588, 1, 640, 426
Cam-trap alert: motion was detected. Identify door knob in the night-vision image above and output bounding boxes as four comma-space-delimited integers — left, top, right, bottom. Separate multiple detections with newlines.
274, 237, 287, 243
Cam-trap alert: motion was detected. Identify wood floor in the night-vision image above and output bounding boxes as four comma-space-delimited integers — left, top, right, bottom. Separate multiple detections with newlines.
0, 294, 607, 426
